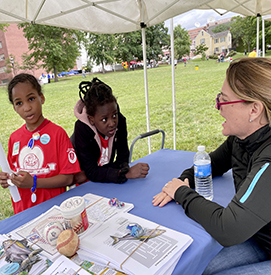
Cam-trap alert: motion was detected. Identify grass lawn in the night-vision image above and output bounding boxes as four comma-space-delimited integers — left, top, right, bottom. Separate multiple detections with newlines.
0, 52, 269, 220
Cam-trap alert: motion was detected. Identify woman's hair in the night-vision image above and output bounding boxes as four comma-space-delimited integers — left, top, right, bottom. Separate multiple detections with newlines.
226, 57, 271, 125
8, 73, 42, 104
79, 77, 117, 116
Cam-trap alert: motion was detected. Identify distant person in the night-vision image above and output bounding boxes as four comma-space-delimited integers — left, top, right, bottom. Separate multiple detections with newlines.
47, 73, 51, 83
174, 59, 177, 68
244, 49, 247, 55
220, 52, 225, 62
248, 47, 257, 57
71, 77, 149, 184
183, 57, 187, 67
82, 68, 86, 78
0, 73, 81, 214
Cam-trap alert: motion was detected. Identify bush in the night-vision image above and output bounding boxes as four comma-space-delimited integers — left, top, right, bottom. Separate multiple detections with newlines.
227, 50, 237, 57
208, 54, 218, 59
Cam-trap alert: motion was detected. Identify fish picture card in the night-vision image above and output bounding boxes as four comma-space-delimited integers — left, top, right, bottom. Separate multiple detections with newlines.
78, 212, 193, 275
0, 234, 49, 275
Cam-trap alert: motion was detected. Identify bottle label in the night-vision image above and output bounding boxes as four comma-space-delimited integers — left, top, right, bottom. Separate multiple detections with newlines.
194, 163, 211, 177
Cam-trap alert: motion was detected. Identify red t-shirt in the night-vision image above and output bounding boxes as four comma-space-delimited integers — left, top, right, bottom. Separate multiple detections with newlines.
8, 119, 81, 214
98, 134, 109, 166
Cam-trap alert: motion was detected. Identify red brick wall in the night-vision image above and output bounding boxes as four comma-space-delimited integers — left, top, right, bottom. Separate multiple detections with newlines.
0, 24, 45, 84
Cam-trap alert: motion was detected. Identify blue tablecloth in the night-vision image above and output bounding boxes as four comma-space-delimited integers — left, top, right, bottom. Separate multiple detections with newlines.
0, 149, 235, 275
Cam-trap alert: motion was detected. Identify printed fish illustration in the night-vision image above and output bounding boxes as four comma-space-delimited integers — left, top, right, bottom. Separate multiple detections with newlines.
2, 239, 42, 272
111, 228, 166, 245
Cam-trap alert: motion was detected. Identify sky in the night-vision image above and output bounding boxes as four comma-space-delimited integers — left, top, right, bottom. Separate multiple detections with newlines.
165, 9, 241, 32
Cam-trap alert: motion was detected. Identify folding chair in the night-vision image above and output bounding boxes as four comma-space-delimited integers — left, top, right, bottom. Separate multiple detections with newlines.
129, 129, 165, 163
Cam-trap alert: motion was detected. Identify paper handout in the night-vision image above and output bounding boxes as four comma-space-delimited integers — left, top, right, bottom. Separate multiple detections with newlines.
0, 140, 21, 202
79, 212, 193, 275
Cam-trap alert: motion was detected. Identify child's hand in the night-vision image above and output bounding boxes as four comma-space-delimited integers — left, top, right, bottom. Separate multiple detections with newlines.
10, 171, 34, 189
73, 171, 87, 184
0, 172, 10, 189
125, 163, 149, 179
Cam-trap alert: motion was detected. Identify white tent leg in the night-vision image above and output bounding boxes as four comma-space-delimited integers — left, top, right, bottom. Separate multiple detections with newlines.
262, 17, 265, 57
170, 18, 176, 150
141, 27, 151, 154
257, 14, 260, 57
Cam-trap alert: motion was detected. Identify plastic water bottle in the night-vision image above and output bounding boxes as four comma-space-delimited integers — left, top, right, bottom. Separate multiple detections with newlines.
194, 145, 213, 201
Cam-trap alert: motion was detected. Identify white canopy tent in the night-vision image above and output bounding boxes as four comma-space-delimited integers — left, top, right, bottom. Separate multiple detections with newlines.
1, 0, 271, 151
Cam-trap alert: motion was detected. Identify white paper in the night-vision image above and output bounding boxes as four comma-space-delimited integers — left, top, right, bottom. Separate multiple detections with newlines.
42, 255, 89, 275
79, 212, 193, 275
0, 140, 21, 202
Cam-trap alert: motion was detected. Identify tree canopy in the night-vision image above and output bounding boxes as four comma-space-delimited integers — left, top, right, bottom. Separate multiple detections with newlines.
84, 33, 117, 74
211, 22, 232, 33
230, 15, 271, 52
144, 23, 169, 61
173, 25, 191, 59
18, 23, 83, 81
194, 43, 208, 60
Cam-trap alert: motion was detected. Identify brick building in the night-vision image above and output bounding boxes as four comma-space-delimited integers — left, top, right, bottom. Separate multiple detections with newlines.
0, 24, 46, 85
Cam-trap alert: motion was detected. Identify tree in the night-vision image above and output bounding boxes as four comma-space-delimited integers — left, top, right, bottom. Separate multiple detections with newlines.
144, 23, 169, 61
230, 16, 256, 52
173, 25, 191, 59
84, 33, 117, 74
115, 23, 169, 68
211, 22, 232, 33
0, 24, 9, 32
115, 31, 142, 66
18, 23, 83, 82
229, 16, 271, 52
20, 52, 41, 75
5, 55, 20, 75
194, 44, 208, 60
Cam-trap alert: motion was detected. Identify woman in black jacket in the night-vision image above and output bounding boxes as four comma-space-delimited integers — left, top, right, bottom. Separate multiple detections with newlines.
153, 58, 271, 274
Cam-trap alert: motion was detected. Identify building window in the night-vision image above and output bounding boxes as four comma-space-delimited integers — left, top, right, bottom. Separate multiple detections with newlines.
200, 38, 205, 44
1, 78, 8, 84
0, 42, 2, 49
215, 47, 219, 52
202, 31, 204, 36
0, 66, 6, 73
0, 54, 5, 61
214, 38, 219, 43
220, 37, 225, 42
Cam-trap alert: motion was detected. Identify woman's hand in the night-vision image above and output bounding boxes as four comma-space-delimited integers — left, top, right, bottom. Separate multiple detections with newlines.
163, 178, 190, 199
152, 178, 190, 207
152, 191, 172, 207
125, 163, 149, 179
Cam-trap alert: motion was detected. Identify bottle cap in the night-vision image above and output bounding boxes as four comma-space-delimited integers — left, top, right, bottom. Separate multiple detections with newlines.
197, 145, 205, 151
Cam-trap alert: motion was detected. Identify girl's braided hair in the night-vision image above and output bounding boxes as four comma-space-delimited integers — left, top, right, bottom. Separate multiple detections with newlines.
79, 77, 117, 116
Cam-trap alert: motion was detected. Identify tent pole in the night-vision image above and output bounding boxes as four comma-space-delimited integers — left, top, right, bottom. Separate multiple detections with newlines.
262, 16, 265, 57
256, 13, 260, 57
141, 26, 151, 154
170, 18, 176, 150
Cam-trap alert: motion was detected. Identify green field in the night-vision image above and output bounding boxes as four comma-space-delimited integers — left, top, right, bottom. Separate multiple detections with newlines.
0, 53, 264, 220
